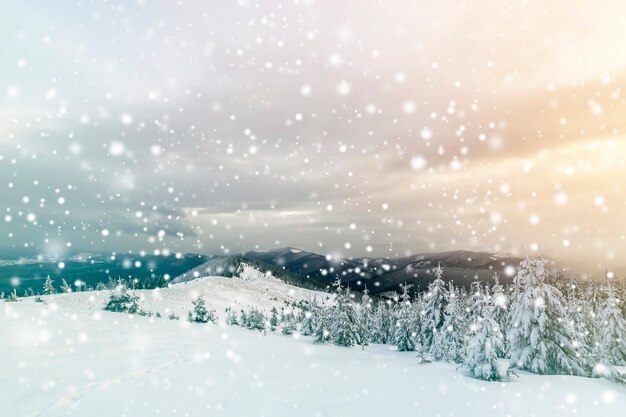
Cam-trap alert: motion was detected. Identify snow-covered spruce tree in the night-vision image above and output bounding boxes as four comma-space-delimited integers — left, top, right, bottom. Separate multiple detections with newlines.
225, 308, 239, 325
312, 305, 332, 343
281, 311, 297, 335
620, 278, 626, 319
564, 277, 595, 364
300, 299, 319, 336
187, 295, 216, 323
507, 256, 587, 376
104, 285, 140, 314
464, 291, 509, 381
490, 273, 509, 357
597, 280, 626, 366
245, 308, 267, 332
467, 281, 483, 321
393, 284, 417, 351
422, 264, 447, 359
269, 307, 279, 331
43, 276, 56, 295
331, 284, 359, 347
60, 278, 72, 293
357, 286, 373, 348
584, 280, 602, 317
441, 281, 468, 363
371, 300, 393, 344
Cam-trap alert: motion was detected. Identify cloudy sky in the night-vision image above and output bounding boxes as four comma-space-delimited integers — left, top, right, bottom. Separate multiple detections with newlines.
1, 0, 626, 271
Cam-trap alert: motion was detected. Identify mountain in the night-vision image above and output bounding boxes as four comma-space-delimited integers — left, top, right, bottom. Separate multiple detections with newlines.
0, 252, 208, 294
172, 254, 329, 292
0, 246, 533, 297
244, 247, 525, 295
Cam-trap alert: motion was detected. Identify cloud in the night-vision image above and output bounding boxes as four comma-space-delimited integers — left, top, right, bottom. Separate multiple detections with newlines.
2, 0, 626, 273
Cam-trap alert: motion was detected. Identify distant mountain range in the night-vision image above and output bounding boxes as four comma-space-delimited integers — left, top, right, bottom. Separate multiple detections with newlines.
242, 247, 524, 295
0, 253, 207, 294
0, 246, 528, 295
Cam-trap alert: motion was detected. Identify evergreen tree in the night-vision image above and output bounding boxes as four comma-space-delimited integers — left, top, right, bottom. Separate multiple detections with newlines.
357, 286, 373, 348
393, 284, 417, 351
564, 277, 595, 364
331, 283, 359, 347
508, 256, 587, 376
60, 278, 72, 293
104, 286, 140, 313
422, 264, 447, 359
187, 295, 215, 323
441, 282, 467, 363
269, 307, 279, 331
465, 291, 509, 381
300, 299, 319, 336
225, 308, 239, 325
371, 300, 393, 344
281, 310, 297, 335
490, 273, 509, 356
584, 280, 601, 316
43, 276, 57, 295
245, 308, 267, 332
597, 280, 626, 366
312, 306, 332, 343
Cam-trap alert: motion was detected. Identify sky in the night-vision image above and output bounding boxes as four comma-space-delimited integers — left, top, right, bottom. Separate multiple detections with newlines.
1, 0, 626, 273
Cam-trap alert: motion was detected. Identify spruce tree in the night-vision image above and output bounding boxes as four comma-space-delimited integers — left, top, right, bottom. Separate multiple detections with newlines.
104, 286, 140, 313
60, 278, 72, 293
300, 299, 318, 336
312, 305, 332, 343
43, 276, 56, 295
331, 284, 359, 347
490, 273, 509, 356
371, 301, 393, 344
393, 284, 417, 351
281, 311, 297, 335
269, 307, 279, 331
507, 256, 587, 376
422, 264, 447, 359
564, 277, 594, 365
245, 308, 266, 332
357, 286, 373, 348
465, 291, 509, 381
225, 308, 239, 325
187, 295, 215, 323
441, 281, 467, 363
597, 280, 626, 366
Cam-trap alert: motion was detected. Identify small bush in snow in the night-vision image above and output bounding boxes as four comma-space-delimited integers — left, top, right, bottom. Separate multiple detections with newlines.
104, 286, 140, 314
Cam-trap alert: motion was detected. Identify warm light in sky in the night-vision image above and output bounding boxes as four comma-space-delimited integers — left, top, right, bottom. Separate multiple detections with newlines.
1, 0, 626, 274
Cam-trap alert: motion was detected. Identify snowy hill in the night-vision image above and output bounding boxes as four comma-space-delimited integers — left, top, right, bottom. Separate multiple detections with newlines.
173, 254, 329, 292
2, 273, 625, 417
28, 267, 328, 321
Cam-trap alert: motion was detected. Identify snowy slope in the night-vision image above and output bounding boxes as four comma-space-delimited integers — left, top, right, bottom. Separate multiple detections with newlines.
1, 272, 625, 417
29, 266, 329, 320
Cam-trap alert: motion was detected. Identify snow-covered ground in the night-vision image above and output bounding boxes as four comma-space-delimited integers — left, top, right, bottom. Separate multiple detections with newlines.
2, 274, 625, 417
27, 268, 329, 321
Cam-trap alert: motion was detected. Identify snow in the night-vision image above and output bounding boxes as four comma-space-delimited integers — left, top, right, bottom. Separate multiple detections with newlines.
28, 273, 328, 320
2, 277, 625, 417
